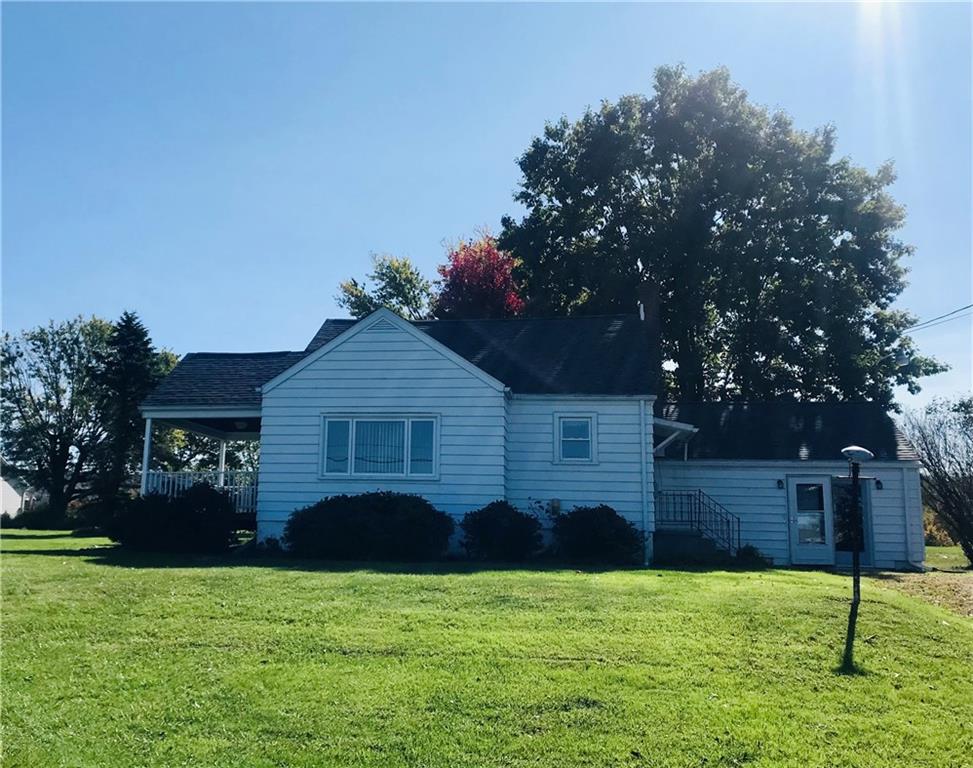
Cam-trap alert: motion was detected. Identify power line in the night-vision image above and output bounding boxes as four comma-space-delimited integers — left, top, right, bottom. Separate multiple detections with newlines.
906, 310, 972, 333
904, 303, 973, 332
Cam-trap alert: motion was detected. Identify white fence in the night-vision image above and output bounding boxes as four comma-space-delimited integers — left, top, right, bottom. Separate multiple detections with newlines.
143, 470, 258, 515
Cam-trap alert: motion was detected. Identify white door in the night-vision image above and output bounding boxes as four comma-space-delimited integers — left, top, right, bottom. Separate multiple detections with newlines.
788, 476, 835, 565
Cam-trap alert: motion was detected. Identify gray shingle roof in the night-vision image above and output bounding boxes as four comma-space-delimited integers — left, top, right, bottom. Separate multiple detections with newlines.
144, 314, 657, 408
308, 315, 657, 395
142, 351, 306, 408
655, 401, 918, 462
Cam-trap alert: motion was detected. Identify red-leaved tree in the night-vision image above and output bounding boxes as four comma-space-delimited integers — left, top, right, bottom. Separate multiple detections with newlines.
434, 236, 525, 319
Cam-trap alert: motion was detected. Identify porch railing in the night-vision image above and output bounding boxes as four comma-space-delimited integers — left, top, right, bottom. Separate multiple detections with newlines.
143, 470, 258, 515
655, 489, 741, 556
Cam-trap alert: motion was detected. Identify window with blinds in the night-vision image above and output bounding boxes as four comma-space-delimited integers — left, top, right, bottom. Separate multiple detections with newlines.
322, 416, 437, 477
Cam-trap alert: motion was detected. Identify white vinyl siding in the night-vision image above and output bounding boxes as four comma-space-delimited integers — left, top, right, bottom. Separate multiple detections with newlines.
506, 397, 653, 534
256, 320, 505, 540
655, 460, 923, 568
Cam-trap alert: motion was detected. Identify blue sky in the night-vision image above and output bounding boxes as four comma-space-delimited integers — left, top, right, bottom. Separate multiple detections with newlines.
3, 2, 970, 409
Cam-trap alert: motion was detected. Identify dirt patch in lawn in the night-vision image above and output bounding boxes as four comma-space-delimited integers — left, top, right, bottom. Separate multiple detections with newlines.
869, 570, 973, 618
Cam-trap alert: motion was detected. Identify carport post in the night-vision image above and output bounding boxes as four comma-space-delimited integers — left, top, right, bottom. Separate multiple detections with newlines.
218, 440, 227, 487
140, 417, 153, 495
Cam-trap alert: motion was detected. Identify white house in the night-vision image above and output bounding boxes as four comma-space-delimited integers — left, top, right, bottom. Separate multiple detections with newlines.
140, 308, 925, 569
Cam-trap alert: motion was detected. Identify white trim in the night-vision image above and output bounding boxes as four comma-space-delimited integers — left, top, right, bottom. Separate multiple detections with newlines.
654, 458, 920, 469
140, 418, 153, 495
653, 416, 697, 432
511, 394, 657, 401
139, 407, 262, 419
639, 398, 650, 566
318, 413, 441, 480
552, 412, 598, 464
262, 308, 507, 394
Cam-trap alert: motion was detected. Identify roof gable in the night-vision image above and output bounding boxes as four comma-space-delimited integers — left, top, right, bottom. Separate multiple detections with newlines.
261, 308, 507, 395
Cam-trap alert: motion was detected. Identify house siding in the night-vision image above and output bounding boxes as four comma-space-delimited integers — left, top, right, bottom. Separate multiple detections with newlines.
256, 321, 506, 542
505, 397, 654, 537
655, 460, 923, 568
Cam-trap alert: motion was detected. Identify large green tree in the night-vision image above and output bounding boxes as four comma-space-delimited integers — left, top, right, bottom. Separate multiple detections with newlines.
1, 317, 112, 518
336, 254, 433, 320
500, 66, 943, 406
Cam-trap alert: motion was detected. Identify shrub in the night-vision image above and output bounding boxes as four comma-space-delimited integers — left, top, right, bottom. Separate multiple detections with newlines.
258, 536, 284, 555
461, 500, 542, 561
283, 491, 454, 561
108, 483, 238, 553
734, 544, 771, 569
0, 503, 73, 530
549, 504, 644, 566
924, 507, 955, 547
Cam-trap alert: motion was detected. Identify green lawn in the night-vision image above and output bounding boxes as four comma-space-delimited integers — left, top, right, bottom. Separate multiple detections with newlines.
926, 545, 971, 571
3, 531, 971, 768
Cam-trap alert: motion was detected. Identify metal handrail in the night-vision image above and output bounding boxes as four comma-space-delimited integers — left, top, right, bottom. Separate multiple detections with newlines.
655, 490, 741, 555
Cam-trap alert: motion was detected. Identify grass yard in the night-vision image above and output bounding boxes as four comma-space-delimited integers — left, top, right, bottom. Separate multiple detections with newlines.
2, 531, 971, 768
925, 545, 972, 572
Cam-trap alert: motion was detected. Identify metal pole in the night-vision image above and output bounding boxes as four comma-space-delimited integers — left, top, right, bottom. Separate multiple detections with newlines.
842, 460, 862, 670
139, 417, 153, 495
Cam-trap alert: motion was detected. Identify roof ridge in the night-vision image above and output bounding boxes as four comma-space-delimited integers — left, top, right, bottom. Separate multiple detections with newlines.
185, 350, 303, 358
321, 314, 641, 325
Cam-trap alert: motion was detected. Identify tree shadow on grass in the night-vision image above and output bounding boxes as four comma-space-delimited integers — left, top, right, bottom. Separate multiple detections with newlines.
2, 544, 639, 575
1, 542, 776, 576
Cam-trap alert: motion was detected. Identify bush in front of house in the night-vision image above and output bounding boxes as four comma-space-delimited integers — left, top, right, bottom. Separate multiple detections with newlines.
108, 483, 238, 553
460, 500, 542, 562
734, 544, 771, 569
283, 491, 454, 561
549, 504, 644, 566
0, 502, 75, 531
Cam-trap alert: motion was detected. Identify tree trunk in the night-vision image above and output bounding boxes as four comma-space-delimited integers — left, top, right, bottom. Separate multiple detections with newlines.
674, 321, 707, 400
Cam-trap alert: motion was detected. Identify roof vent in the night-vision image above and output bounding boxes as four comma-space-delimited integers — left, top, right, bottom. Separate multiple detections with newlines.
369, 318, 397, 332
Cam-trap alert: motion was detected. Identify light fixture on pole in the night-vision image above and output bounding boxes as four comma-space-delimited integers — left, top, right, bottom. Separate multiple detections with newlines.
840, 444, 874, 671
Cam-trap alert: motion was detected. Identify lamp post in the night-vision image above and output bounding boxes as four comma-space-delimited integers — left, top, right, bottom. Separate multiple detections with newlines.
840, 444, 874, 671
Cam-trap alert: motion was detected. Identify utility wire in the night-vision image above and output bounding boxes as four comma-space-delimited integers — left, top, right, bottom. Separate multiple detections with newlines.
906, 309, 972, 333
904, 303, 973, 332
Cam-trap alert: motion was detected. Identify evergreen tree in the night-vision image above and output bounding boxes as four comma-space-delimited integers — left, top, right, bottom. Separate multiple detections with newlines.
93, 312, 163, 515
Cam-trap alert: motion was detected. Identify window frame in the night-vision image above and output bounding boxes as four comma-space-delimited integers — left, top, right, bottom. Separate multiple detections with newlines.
552, 412, 598, 465
319, 414, 440, 480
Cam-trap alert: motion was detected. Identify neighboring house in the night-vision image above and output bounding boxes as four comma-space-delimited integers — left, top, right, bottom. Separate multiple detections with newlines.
140, 308, 924, 569
1, 471, 43, 518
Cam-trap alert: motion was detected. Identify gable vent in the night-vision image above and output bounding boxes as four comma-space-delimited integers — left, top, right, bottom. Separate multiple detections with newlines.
368, 318, 397, 332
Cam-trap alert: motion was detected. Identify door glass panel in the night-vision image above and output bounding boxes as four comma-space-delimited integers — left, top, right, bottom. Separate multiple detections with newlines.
795, 483, 825, 545
796, 484, 824, 511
